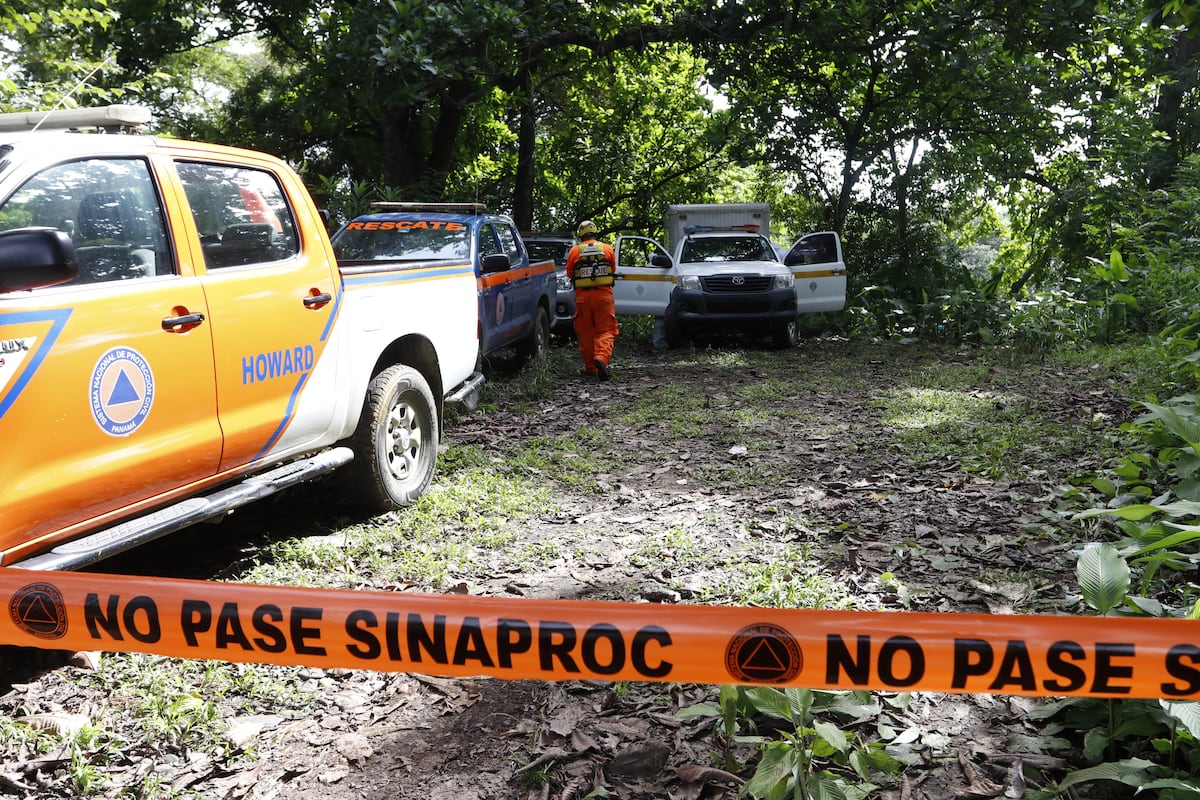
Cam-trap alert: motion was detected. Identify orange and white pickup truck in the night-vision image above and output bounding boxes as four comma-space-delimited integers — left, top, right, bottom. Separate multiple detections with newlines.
0, 106, 483, 571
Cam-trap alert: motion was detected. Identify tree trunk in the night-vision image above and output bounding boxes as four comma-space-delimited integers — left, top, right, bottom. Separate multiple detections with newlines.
1149, 29, 1200, 190
425, 94, 467, 198
513, 64, 536, 231
378, 110, 423, 192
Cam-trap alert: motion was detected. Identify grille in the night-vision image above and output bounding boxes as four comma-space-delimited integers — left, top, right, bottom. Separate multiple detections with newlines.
706, 296, 773, 314
701, 275, 773, 293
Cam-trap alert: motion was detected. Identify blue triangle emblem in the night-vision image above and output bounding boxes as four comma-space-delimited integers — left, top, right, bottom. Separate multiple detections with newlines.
106, 366, 141, 406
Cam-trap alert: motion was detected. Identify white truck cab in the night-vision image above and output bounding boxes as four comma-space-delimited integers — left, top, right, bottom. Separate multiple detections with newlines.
612, 203, 846, 347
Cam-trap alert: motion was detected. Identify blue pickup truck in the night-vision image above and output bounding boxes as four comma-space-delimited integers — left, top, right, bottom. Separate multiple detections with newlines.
332, 203, 557, 366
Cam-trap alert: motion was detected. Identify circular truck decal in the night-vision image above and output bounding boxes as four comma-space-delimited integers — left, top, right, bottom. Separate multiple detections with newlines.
91, 347, 155, 436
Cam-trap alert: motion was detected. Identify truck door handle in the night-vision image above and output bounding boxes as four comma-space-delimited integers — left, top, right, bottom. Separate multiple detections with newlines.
161, 312, 206, 332
303, 293, 332, 308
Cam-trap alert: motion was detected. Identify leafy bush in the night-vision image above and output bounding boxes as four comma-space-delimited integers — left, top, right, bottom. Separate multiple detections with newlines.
1045, 346, 1200, 798
680, 686, 909, 800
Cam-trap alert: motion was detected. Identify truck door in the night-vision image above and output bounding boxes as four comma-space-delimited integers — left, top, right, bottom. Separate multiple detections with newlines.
477, 222, 524, 352
495, 222, 533, 337
783, 232, 847, 313
613, 236, 674, 316
0, 155, 220, 552
173, 159, 337, 472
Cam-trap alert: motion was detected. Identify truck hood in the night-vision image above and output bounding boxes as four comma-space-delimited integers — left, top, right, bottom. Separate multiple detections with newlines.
675, 260, 788, 277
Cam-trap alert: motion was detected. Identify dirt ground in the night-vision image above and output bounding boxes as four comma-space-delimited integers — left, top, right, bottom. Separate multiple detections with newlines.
0, 336, 1139, 799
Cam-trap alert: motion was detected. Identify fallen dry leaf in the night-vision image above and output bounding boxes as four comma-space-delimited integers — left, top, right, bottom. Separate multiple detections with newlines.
17, 713, 88, 738
675, 764, 745, 785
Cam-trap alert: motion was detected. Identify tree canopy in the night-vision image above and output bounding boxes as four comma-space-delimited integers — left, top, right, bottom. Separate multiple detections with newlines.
3, 0, 1199, 342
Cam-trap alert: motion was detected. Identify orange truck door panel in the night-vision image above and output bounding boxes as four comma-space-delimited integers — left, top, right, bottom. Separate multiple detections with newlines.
0, 154, 222, 555
173, 160, 337, 471
0, 281, 220, 551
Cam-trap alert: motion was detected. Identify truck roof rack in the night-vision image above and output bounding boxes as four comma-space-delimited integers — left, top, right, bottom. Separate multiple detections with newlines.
0, 104, 152, 133
371, 202, 487, 214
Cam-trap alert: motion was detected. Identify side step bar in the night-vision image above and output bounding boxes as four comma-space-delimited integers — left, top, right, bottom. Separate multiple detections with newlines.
11, 447, 355, 572
446, 370, 485, 412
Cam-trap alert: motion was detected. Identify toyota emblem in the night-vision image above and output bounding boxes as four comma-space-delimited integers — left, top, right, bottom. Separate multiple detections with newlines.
732, 276, 745, 285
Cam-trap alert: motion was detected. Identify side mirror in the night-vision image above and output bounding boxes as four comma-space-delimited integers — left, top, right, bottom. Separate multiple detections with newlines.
650, 253, 672, 269
0, 227, 78, 292
481, 252, 510, 274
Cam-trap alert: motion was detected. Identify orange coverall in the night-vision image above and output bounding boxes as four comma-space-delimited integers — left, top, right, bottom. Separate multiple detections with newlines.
566, 236, 620, 375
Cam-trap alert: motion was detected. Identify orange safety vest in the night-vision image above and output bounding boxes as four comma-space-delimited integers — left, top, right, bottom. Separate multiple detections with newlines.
572, 240, 615, 289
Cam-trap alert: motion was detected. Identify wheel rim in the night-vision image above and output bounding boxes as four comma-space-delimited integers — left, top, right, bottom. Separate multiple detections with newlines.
536, 312, 549, 359
385, 396, 424, 482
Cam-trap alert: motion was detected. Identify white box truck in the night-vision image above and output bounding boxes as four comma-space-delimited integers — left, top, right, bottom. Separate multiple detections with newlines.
664, 203, 772, 251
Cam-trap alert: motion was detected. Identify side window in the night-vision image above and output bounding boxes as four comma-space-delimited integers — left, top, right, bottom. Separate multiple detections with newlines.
478, 224, 502, 260
617, 237, 669, 270
619, 240, 649, 268
175, 161, 300, 270
0, 157, 171, 284
495, 224, 521, 265
788, 233, 839, 265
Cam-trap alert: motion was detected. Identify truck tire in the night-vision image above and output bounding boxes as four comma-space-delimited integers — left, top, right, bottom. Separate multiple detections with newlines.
343, 364, 438, 513
664, 304, 688, 348
516, 305, 551, 366
773, 314, 800, 349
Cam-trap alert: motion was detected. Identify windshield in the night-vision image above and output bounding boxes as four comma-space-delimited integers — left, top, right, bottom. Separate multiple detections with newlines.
680, 235, 777, 263
333, 219, 471, 261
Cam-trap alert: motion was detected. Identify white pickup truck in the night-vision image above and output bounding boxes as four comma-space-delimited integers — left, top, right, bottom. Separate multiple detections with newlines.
612, 203, 847, 347
0, 106, 483, 570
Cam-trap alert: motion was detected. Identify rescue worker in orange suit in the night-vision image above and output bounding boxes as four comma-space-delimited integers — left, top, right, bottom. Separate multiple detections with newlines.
566, 220, 619, 381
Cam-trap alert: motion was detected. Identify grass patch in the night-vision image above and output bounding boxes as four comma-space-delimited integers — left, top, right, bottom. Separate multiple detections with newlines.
689, 459, 791, 489
508, 428, 624, 493
243, 453, 553, 590
693, 543, 859, 609
628, 527, 721, 571
622, 384, 709, 438
873, 383, 1114, 480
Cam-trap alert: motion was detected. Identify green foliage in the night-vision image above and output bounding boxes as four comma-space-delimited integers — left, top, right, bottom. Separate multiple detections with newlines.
1048, 334, 1200, 798
681, 687, 906, 800
7, 0, 1200, 357
1070, 393, 1200, 605
0, 0, 120, 111
309, 176, 404, 230
526, 44, 734, 234
1022, 547, 1200, 798
1075, 543, 1131, 615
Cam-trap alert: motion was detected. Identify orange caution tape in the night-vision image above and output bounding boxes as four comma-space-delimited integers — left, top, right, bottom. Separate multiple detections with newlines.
3, 568, 1198, 699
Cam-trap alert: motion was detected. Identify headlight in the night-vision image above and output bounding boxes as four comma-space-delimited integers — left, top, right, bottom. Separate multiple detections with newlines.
775, 273, 795, 289
679, 275, 702, 291
556, 272, 573, 292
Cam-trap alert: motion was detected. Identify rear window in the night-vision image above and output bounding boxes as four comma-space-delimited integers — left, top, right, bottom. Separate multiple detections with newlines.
176, 161, 300, 269
526, 240, 571, 267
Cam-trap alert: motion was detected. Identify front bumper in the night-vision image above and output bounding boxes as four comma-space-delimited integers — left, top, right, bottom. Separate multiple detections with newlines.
671, 286, 797, 326
553, 290, 576, 334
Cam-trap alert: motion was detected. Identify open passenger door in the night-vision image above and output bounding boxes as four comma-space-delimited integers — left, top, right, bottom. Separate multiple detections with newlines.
783, 232, 846, 313
613, 235, 673, 316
